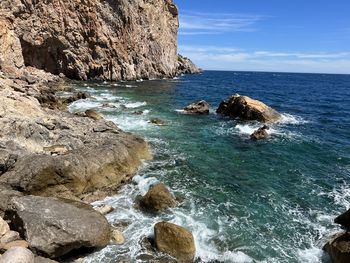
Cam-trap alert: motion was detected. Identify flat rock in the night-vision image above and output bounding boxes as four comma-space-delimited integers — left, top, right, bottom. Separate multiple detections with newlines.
140, 183, 176, 212
217, 94, 281, 123
5, 195, 110, 258
154, 221, 195, 263
183, 100, 209, 115
94, 205, 114, 215
0, 247, 34, 263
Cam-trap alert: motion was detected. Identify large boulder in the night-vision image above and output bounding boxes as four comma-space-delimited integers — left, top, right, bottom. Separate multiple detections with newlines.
335, 209, 350, 230
324, 231, 350, 263
250, 125, 269, 140
0, 247, 34, 263
140, 183, 176, 212
4, 195, 110, 258
183, 100, 210, 115
154, 221, 195, 262
216, 94, 281, 123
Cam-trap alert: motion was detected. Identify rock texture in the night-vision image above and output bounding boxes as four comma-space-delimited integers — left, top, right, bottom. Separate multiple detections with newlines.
0, 247, 35, 263
154, 221, 196, 263
140, 183, 176, 212
217, 94, 281, 123
184, 100, 210, 115
335, 209, 350, 229
0, 0, 199, 81
250, 125, 270, 140
324, 231, 350, 263
5, 195, 110, 258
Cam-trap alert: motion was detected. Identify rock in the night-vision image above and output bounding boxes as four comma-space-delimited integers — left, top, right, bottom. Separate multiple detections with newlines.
250, 125, 270, 140
154, 221, 195, 263
0, 230, 20, 244
335, 209, 350, 229
183, 100, 210, 115
34, 256, 59, 263
0, 240, 29, 250
324, 231, 350, 263
4, 195, 110, 258
177, 55, 202, 75
216, 94, 281, 123
133, 111, 144, 115
94, 205, 114, 215
85, 109, 103, 121
140, 183, 176, 212
0, 247, 34, 263
43, 145, 69, 155
0, 217, 9, 237
102, 103, 116, 109
0, 150, 17, 175
149, 118, 165, 126
111, 229, 125, 245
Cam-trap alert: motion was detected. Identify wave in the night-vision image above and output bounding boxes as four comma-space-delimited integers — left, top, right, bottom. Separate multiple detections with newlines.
123, 101, 147, 109
279, 113, 308, 125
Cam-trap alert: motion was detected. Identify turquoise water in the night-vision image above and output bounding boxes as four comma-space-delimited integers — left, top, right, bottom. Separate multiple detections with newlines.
68, 71, 350, 263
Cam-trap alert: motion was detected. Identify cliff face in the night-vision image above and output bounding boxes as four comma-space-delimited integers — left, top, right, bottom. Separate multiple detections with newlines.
0, 0, 199, 81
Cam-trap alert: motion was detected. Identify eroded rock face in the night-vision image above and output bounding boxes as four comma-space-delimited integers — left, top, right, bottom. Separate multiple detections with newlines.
324, 231, 350, 263
140, 183, 176, 212
217, 94, 281, 123
5, 195, 110, 258
184, 100, 210, 115
154, 221, 195, 263
0, 0, 198, 81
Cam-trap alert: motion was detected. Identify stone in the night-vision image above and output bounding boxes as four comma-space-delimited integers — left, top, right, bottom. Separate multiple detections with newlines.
0, 230, 20, 244
184, 100, 210, 115
335, 209, 350, 230
0, 240, 29, 250
154, 221, 196, 263
250, 125, 270, 140
177, 55, 202, 75
0, 150, 17, 175
94, 205, 114, 215
140, 183, 176, 212
43, 145, 69, 155
217, 94, 281, 123
0, 217, 9, 237
34, 256, 59, 263
0, 247, 34, 263
85, 110, 103, 121
324, 231, 350, 263
149, 119, 165, 126
111, 229, 125, 245
5, 195, 110, 258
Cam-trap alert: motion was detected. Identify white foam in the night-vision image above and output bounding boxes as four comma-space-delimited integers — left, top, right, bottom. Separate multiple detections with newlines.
279, 113, 308, 125
124, 101, 147, 108
125, 84, 138, 88
68, 99, 101, 113
297, 247, 324, 263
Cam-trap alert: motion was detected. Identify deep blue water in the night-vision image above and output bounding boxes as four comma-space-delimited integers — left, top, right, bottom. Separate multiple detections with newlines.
68, 71, 350, 263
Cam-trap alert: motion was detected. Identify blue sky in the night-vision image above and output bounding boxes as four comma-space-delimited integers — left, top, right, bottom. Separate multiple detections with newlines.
176, 0, 350, 74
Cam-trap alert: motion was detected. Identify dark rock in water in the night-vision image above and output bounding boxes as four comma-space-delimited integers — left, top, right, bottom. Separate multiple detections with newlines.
250, 125, 270, 140
217, 94, 281, 123
5, 195, 110, 258
335, 209, 350, 230
184, 100, 210, 115
140, 183, 176, 212
149, 118, 165, 126
154, 221, 195, 263
85, 109, 103, 121
63, 92, 87, 104
102, 103, 116, 109
324, 231, 350, 263
133, 111, 144, 115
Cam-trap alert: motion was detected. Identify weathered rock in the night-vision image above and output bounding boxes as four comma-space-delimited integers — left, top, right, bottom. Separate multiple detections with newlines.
0, 247, 34, 263
43, 145, 69, 155
177, 55, 201, 75
0, 217, 9, 237
217, 94, 281, 123
34, 256, 59, 263
85, 109, 103, 121
183, 100, 210, 115
149, 118, 165, 126
0, 240, 29, 250
154, 221, 195, 263
0, 150, 18, 175
0, 230, 20, 244
140, 183, 176, 212
94, 205, 114, 215
324, 231, 350, 263
335, 209, 350, 230
250, 125, 270, 140
5, 195, 110, 258
111, 229, 125, 245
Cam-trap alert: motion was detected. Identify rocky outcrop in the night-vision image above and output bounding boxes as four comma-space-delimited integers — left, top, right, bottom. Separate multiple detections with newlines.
324, 231, 350, 263
250, 125, 270, 140
184, 100, 210, 115
0, 0, 198, 81
217, 94, 281, 123
140, 183, 176, 212
4, 195, 110, 258
154, 221, 196, 262
335, 209, 350, 229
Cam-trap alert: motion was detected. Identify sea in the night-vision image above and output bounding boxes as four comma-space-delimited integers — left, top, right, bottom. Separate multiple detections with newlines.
67, 71, 350, 263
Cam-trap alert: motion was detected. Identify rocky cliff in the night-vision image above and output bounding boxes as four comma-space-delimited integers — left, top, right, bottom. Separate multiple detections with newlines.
0, 0, 199, 81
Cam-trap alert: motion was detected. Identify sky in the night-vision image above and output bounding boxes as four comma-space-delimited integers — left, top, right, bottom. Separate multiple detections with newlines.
175, 0, 350, 74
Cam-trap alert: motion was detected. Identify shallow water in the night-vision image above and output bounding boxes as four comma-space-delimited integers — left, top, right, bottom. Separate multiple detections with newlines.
68, 71, 350, 263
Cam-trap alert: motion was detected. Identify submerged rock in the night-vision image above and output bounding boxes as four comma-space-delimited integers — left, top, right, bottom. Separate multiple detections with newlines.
217, 94, 281, 123
324, 231, 350, 263
183, 100, 210, 115
250, 125, 270, 140
140, 183, 176, 212
5, 195, 110, 258
149, 118, 166, 126
154, 221, 195, 263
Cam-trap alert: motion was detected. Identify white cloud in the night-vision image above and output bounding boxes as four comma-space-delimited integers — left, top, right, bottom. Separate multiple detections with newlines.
178, 45, 350, 74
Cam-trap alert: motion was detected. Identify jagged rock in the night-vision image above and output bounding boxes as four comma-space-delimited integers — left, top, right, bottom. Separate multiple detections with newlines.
149, 118, 165, 126
85, 109, 103, 121
250, 125, 270, 140
0, 217, 9, 237
5, 195, 110, 258
140, 183, 176, 212
94, 205, 114, 215
335, 209, 350, 229
0, 185, 23, 218
154, 221, 195, 263
324, 231, 350, 263
0, 247, 34, 263
34, 256, 59, 263
184, 100, 210, 115
0, 230, 20, 244
111, 229, 125, 245
43, 145, 69, 155
217, 94, 281, 123
177, 55, 201, 75
0, 150, 18, 175
0, 240, 29, 251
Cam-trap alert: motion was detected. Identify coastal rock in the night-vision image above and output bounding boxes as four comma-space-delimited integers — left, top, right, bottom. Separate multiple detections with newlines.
177, 55, 201, 75
0, 240, 29, 251
94, 205, 114, 215
0, 217, 10, 237
250, 125, 270, 140
324, 231, 350, 263
154, 221, 195, 263
111, 229, 125, 245
335, 209, 350, 229
43, 145, 69, 155
0, 230, 20, 244
0, 150, 18, 175
85, 109, 103, 121
184, 100, 210, 115
4, 195, 110, 258
216, 94, 281, 123
0, 247, 34, 263
140, 183, 176, 212
149, 118, 166, 126
34, 256, 59, 263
